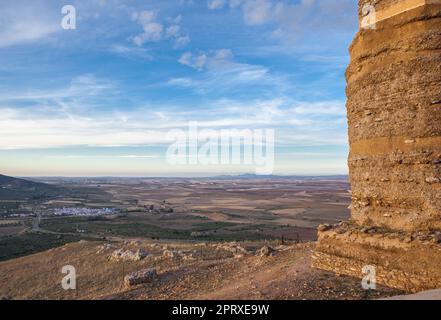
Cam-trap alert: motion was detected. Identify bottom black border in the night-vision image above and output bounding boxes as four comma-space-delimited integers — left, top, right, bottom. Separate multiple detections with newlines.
1, 300, 438, 319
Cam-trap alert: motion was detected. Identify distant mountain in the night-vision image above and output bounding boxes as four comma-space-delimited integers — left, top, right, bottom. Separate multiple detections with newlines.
213, 173, 349, 180
0, 174, 63, 200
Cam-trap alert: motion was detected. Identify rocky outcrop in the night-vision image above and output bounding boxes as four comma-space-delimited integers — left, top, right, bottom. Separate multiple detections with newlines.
96, 243, 115, 254
215, 242, 250, 255
109, 249, 149, 262
124, 268, 158, 287
256, 246, 276, 257
162, 249, 177, 259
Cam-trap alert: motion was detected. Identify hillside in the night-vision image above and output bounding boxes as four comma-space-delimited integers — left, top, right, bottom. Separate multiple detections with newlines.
0, 239, 402, 300
0, 174, 62, 200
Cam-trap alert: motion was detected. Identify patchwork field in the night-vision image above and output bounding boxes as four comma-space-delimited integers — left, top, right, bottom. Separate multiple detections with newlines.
0, 176, 351, 261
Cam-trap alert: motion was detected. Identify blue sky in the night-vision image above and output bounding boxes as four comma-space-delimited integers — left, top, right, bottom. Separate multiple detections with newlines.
0, 0, 357, 176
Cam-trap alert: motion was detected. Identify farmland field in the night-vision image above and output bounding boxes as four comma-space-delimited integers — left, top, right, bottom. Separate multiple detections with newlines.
0, 176, 350, 261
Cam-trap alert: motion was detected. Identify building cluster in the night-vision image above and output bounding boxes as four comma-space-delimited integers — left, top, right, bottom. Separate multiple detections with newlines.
53, 207, 115, 216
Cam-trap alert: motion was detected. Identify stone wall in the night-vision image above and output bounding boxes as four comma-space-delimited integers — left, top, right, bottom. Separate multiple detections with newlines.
313, 0, 441, 292
348, 1, 441, 231
312, 223, 441, 292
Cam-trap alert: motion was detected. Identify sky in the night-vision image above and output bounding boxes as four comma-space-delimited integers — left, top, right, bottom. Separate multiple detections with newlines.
0, 0, 358, 177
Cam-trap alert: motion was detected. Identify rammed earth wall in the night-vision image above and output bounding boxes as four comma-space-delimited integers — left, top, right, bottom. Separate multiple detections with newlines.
312, 0, 441, 292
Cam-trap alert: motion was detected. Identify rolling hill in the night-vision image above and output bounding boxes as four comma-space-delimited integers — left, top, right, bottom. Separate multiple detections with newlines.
0, 174, 63, 200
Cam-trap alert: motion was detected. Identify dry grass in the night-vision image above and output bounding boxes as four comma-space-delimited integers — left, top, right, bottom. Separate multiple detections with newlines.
0, 240, 402, 300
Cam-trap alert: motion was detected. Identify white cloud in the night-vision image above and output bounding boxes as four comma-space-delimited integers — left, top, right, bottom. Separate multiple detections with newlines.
242, 0, 273, 25
131, 11, 190, 48
174, 35, 190, 48
166, 25, 181, 38
132, 11, 164, 45
0, 96, 347, 150
229, 0, 244, 8
207, 0, 243, 10
292, 101, 346, 116
179, 49, 235, 70
208, 0, 227, 10
0, 20, 58, 48
119, 155, 159, 158
167, 78, 194, 87
166, 23, 190, 48
0, 74, 115, 129
110, 44, 153, 60
0, 2, 59, 47
0, 74, 112, 103
176, 48, 274, 92
168, 14, 183, 24
211, 48, 234, 62
207, 0, 356, 40
179, 52, 208, 70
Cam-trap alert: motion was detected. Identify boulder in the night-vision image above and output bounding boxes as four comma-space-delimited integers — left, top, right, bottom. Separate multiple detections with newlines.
162, 250, 176, 258
182, 253, 196, 261
216, 242, 249, 255
124, 268, 158, 287
256, 245, 276, 257
96, 243, 115, 254
109, 249, 148, 262
317, 224, 332, 232
425, 177, 440, 184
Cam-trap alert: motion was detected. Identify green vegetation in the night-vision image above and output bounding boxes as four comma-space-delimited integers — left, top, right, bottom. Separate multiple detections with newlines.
0, 174, 112, 206
41, 216, 191, 239
196, 230, 274, 242
65, 186, 112, 202
192, 221, 237, 231
40, 215, 273, 242
0, 174, 64, 201
0, 232, 83, 262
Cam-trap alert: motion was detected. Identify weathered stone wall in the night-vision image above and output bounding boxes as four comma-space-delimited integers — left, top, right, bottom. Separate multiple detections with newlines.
313, 0, 441, 292
359, 0, 441, 20
312, 223, 441, 292
347, 1, 441, 231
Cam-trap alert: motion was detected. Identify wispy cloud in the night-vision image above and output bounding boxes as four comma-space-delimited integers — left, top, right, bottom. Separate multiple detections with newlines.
0, 92, 347, 150
131, 10, 163, 44
119, 155, 159, 158
109, 44, 153, 60
47, 154, 160, 159
175, 49, 286, 95
0, 1, 60, 47
131, 10, 190, 49
0, 74, 112, 102
0, 0, 354, 175
207, 0, 357, 40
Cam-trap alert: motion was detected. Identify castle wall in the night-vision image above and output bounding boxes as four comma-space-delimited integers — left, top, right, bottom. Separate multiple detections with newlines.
313, 0, 441, 292
347, 2, 441, 231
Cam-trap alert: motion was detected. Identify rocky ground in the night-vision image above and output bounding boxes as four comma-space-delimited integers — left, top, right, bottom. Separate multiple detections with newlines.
0, 239, 403, 300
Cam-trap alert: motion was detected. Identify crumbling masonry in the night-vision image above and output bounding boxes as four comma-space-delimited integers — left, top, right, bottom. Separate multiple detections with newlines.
312, 0, 441, 292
